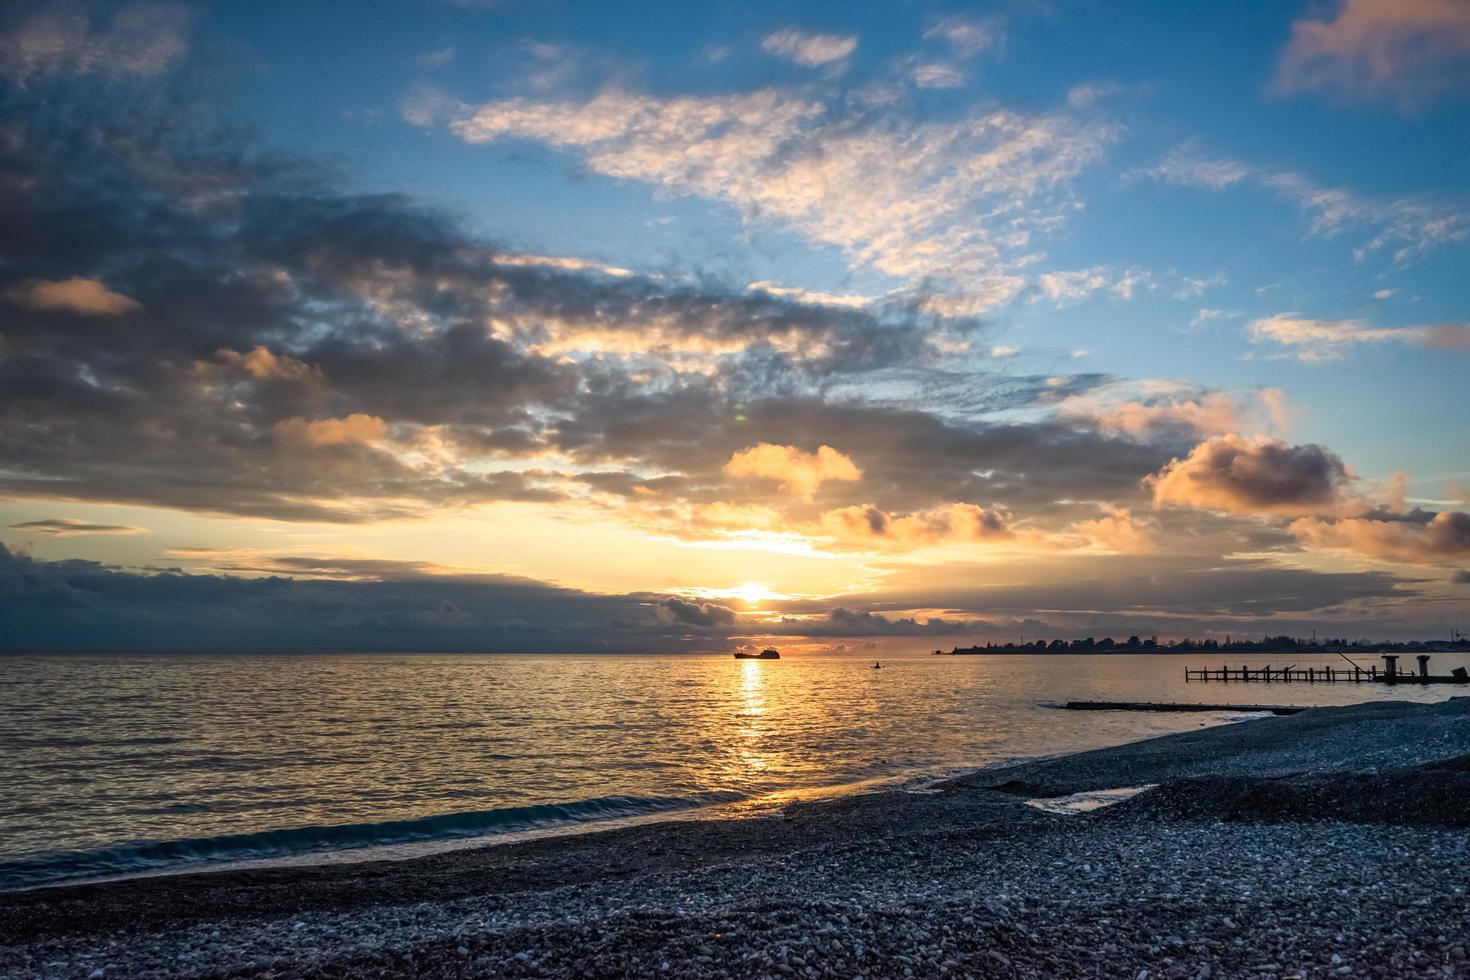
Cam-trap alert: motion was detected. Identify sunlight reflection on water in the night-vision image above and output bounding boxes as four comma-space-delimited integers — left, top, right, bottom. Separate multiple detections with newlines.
0, 651, 1458, 868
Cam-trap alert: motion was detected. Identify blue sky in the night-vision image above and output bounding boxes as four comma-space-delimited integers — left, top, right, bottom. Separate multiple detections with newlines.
194, 0, 1470, 480
0, 0, 1467, 650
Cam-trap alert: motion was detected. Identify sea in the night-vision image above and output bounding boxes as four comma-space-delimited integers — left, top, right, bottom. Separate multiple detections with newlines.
0, 651, 1458, 890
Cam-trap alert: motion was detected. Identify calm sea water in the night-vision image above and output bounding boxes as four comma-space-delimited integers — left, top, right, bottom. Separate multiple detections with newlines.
0, 652, 1458, 889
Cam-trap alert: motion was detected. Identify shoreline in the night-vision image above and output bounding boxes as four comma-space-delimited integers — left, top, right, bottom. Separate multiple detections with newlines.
4, 697, 1469, 977
0, 751, 1084, 896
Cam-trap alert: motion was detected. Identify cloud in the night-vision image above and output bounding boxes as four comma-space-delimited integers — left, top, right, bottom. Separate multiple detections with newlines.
414, 45, 455, 68
1174, 272, 1226, 300
744, 281, 873, 309
1426, 324, 1470, 349
274, 414, 388, 447
923, 15, 1002, 58
1139, 145, 1470, 264
0, 543, 743, 653
1249, 313, 1470, 362
1290, 510, 1470, 564
1035, 267, 1151, 306
1151, 435, 1354, 517
660, 596, 737, 628
3, 277, 140, 315
0, 1, 190, 82
437, 84, 1114, 312
724, 443, 861, 500
0, 88, 1017, 524
208, 346, 321, 384
1066, 81, 1130, 109
1259, 172, 1470, 263
760, 28, 857, 67
1276, 0, 1470, 110
772, 607, 978, 637
912, 62, 965, 89
1138, 144, 1251, 190
1073, 505, 1153, 553
8, 518, 145, 537
1189, 308, 1237, 329
821, 502, 1014, 548
1059, 387, 1262, 440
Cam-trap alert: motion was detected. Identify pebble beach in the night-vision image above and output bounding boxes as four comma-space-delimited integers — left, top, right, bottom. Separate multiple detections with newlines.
3, 698, 1469, 979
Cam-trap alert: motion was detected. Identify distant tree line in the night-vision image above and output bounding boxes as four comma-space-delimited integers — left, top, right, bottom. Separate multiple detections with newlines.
937, 634, 1470, 655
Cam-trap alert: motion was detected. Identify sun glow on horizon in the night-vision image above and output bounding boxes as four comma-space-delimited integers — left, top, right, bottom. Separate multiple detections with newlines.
733, 581, 778, 606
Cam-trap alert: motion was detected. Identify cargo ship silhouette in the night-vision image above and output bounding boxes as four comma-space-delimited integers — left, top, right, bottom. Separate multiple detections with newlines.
734, 648, 780, 660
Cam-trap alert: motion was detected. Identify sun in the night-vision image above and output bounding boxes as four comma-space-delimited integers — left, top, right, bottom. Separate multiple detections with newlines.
732, 581, 776, 606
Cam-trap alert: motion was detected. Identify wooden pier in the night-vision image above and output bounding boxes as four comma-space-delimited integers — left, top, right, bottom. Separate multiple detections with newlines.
1064, 700, 1305, 716
1185, 654, 1469, 685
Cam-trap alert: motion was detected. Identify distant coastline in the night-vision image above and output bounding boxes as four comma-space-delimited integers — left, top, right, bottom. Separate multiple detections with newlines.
936, 634, 1470, 655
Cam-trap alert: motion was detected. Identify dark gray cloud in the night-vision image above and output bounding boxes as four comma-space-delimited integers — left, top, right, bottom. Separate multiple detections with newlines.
795, 554, 1414, 622
0, 541, 1439, 652
0, 543, 727, 653
659, 597, 738, 628
3, 84, 1098, 523
9, 518, 144, 536
768, 608, 978, 637
556, 389, 1174, 515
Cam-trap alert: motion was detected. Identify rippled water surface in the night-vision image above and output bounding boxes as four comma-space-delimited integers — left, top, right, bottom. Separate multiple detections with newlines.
0, 652, 1459, 887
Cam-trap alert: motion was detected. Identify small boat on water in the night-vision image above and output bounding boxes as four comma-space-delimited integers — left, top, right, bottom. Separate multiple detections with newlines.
735, 647, 781, 660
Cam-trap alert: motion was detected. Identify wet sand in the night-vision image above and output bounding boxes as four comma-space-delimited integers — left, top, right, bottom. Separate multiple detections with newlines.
3, 698, 1469, 978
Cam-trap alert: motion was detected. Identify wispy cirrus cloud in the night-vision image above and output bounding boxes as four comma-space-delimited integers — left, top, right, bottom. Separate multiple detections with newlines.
1249, 313, 1470, 362
923, 14, 1002, 58
1034, 266, 1152, 306
911, 62, 966, 89
1275, 0, 1470, 110
1138, 143, 1470, 264
1136, 143, 1251, 190
434, 85, 1114, 313
760, 28, 857, 68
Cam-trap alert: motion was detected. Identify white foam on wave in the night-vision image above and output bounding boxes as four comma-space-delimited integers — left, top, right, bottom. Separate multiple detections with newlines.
1024, 785, 1155, 816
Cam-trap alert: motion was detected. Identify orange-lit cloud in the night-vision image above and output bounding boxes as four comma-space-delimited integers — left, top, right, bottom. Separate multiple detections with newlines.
1072, 506, 1154, 553
211, 346, 321, 383
3, 277, 140, 315
822, 502, 1015, 549
1151, 434, 1354, 517
724, 444, 861, 500
1290, 511, 1470, 563
274, 414, 388, 447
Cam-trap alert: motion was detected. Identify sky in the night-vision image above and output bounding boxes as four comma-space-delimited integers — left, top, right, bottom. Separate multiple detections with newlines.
0, 0, 1467, 653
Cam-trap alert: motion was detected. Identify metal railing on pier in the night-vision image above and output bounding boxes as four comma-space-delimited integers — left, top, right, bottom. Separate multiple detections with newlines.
1185, 654, 1469, 685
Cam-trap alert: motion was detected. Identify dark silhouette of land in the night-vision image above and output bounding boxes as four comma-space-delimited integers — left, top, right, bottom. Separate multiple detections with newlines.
936, 634, 1470, 655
